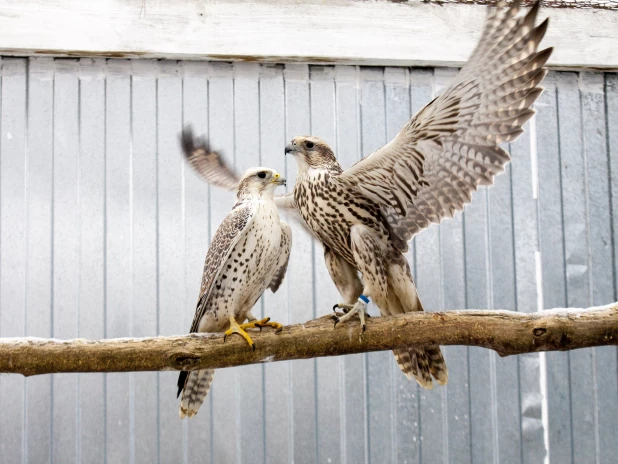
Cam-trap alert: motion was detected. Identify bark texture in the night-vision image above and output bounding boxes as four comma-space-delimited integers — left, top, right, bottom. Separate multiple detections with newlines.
1, 303, 616, 377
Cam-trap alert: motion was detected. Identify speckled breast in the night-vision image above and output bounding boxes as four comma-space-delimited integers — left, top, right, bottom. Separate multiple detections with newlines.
295, 170, 390, 265
205, 201, 282, 328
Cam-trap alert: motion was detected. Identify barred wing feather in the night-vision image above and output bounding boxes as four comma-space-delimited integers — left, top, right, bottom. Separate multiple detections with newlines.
180, 126, 240, 191
335, 0, 551, 241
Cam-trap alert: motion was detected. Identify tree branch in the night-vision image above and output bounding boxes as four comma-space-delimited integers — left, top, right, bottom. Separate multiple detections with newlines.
1, 303, 616, 377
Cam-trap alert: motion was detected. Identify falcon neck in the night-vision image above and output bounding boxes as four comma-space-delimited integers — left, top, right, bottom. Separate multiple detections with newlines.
301, 162, 343, 176
236, 193, 275, 204
233, 195, 276, 212
235, 187, 277, 203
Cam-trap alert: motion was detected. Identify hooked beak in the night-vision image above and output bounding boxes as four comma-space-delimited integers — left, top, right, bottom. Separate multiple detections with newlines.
271, 173, 286, 186
285, 144, 297, 155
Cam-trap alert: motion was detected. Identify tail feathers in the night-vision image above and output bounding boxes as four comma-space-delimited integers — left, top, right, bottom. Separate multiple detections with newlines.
179, 369, 215, 419
386, 260, 448, 389
393, 345, 448, 389
426, 344, 448, 386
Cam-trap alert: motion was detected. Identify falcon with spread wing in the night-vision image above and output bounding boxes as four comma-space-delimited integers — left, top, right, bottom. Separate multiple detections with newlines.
177, 141, 291, 418
178, 0, 551, 389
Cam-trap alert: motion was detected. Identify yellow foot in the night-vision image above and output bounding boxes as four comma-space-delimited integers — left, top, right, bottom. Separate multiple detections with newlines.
249, 317, 283, 334
222, 316, 284, 350
223, 317, 257, 350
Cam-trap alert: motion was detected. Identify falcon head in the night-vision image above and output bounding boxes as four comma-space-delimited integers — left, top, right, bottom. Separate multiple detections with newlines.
236, 167, 286, 200
285, 136, 338, 171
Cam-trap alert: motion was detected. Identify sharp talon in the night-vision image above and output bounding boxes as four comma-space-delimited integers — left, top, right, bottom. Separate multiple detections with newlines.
275, 327, 283, 334
332, 304, 339, 312
223, 334, 228, 343
263, 317, 271, 323
333, 318, 340, 328
361, 324, 366, 334
365, 313, 371, 318
252, 344, 256, 351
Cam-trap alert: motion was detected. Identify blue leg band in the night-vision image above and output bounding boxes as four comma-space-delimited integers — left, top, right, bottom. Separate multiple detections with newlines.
358, 294, 370, 304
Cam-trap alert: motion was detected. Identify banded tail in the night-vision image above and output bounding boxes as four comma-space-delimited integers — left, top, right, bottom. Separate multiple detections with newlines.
178, 369, 215, 419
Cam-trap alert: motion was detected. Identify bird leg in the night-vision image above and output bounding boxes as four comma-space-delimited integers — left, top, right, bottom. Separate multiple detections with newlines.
223, 315, 258, 350
332, 303, 354, 314
333, 295, 371, 333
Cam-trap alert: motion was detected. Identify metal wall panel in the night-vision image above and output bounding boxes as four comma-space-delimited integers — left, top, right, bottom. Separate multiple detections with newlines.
0, 57, 616, 464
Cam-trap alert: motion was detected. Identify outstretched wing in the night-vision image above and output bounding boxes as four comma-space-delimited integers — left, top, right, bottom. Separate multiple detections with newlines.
268, 221, 292, 293
335, 1, 551, 241
180, 126, 298, 211
180, 126, 240, 191
188, 203, 255, 333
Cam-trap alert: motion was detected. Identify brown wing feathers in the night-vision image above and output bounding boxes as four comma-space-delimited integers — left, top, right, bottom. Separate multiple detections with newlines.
337, 1, 551, 241
180, 126, 240, 191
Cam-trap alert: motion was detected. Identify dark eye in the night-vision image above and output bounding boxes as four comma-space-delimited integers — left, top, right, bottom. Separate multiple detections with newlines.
305, 141, 314, 149
257, 171, 266, 179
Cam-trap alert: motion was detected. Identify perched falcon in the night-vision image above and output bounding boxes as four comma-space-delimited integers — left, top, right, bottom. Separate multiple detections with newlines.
178, 0, 551, 389
177, 132, 291, 418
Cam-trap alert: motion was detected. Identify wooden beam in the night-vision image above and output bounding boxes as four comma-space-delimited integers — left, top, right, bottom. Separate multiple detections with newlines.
0, 0, 616, 69
1, 302, 616, 377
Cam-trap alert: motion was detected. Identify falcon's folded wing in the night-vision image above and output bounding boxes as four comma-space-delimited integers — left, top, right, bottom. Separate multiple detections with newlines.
188, 204, 255, 334
335, 0, 551, 241
268, 221, 292, 293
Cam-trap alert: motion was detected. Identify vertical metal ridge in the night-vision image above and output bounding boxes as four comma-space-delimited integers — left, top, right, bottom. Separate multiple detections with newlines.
432, 66, 450, 464
462, 192, 472, 464
256, 64, 268, 464
102, 62, 108, 464
517, 350, 524, 464
128, 71, 136, 464
554, 82, 575, 463
505, 160, 525, 464
485, 185, 500, 464
308, 69, 320, 464
206, 72, 215, 464
75, 64, 82, 464
255, 65, 267, 463
232, 68, 242, 464
578, 73, 600, 464
23, 56, 30, 464
281, 64, 293, 464
356, 66, 371, 464
578, 75, 594, 309
357, 65, 370, 464
154, 73, 161, 464
49, 58, 56, 464
382, 67, 398, 464
439, 221, 449, 464
604, 74, 617, 303
179, 69, 189, 464
530, 100, 550, 463
554, 85, 569, 311
334, 66, 347, 464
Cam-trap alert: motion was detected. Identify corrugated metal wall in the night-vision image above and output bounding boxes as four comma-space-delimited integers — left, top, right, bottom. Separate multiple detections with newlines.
0, 57, 616, 464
